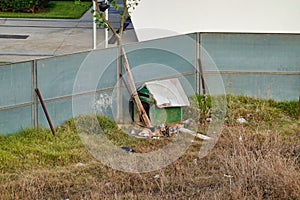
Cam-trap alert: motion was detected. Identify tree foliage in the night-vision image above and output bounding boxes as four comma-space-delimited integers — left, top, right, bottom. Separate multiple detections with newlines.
92, 0, 140, 43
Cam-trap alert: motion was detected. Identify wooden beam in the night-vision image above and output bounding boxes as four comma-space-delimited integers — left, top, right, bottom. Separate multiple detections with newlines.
121, 47, 152, 127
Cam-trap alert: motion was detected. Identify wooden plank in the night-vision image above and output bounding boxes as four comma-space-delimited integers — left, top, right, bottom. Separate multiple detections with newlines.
121, 47, 152, 127
179, 127, 211, 140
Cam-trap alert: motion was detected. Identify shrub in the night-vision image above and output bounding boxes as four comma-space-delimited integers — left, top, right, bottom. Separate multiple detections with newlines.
0, 0, 49, 13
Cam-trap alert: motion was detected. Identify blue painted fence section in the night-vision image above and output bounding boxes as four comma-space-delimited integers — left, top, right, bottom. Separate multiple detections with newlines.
0, 33, 299, 135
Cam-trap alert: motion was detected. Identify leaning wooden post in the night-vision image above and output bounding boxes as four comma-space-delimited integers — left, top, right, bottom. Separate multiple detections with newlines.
121, 47, 152, 127
35, 88, 55, 135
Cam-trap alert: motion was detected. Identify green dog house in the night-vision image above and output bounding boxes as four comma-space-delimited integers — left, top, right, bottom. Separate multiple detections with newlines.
130, 78, 190, 126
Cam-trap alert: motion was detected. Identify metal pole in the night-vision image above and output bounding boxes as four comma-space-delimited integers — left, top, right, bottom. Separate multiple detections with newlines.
104, 0, 108, 48
298, 96, 300, 120
35, 88, 55, 136
195, 32, 200, 94
32, 60, 38, 128
198, 58, 207, 101
92, 0, 97, 49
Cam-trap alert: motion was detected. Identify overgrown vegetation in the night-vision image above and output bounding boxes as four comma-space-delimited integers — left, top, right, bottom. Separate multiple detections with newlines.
0, 1, 92, 19
0, 96, 299, 199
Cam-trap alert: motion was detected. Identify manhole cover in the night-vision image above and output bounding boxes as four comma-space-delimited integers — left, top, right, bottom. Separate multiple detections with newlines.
0, 34, 29, 39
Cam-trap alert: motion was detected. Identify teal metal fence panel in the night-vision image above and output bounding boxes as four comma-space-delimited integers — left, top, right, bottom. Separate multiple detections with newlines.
205, 73, 299, 101
124, 34, 197, 76
38, 99, 72, 128
201, 33, 300, 101
37, 48, 118, 128
0, 62, 32, 135
37, 52, 90, 99
201, 33, 300, 72
78, 49, 118, 92
0, 62, 32, 107
0, 106, 32, 135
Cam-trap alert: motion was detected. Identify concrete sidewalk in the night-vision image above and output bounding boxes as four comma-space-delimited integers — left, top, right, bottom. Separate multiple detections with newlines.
0, 8, 137, 63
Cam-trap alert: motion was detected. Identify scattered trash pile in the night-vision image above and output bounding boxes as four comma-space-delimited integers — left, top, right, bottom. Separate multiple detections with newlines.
121, 122, 211, 140
129, 123, 181, 138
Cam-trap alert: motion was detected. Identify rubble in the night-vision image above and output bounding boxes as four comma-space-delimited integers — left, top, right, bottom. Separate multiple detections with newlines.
121, 146, 135, 153
236, 117, 247, 124
138, 128, 152, 137
75, 162, 86, 167
119, 122, 211, 140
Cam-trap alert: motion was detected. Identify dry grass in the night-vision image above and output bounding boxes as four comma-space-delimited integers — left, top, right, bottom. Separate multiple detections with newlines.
0, 96, 299, 199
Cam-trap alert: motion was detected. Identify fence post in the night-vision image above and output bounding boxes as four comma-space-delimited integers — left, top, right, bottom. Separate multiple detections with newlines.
32, 60, 38, 128
298, 96, 300, 120
197, 32, 204, 95
195, 32, 200, 94
116, 45, 123, 123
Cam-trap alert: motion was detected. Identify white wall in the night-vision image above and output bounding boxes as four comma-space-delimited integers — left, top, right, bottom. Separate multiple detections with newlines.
130, 0, 300, 41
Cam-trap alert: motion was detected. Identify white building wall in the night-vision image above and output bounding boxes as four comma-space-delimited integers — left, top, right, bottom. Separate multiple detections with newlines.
131, 0, 300, 41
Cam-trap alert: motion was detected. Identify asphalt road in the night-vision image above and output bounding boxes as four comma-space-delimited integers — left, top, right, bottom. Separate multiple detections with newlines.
0, 8, 137, 63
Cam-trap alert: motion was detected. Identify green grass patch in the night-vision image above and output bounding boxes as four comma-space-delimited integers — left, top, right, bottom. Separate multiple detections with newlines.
225, 95, 298, 125
0, 126, 90, 173
267, 99, 299, 118
0, 96, 298, 174
0, 96, 299, 199
0, 62, 10, 66
0, 1, 92, 19
0, 115, 172, 173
